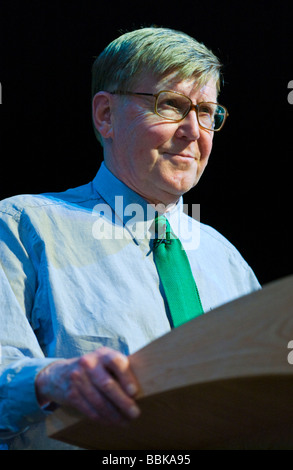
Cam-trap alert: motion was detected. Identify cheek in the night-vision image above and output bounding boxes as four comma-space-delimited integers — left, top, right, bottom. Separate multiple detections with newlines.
135, 123, 174, 158
199, 132, 214, 160
147, 122, 180, 151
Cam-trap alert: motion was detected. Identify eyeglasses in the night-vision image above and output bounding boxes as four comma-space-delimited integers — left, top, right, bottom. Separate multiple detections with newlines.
110, 90, 229, 132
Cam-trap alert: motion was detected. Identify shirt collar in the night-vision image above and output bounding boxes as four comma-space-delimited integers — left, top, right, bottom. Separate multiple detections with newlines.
93, 162, 184, 244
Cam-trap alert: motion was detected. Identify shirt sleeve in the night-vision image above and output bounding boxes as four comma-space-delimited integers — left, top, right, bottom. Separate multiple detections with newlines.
0, 204, 56, 438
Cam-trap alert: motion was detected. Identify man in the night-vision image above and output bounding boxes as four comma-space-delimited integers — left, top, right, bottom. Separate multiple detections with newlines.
0, 27, 260, 449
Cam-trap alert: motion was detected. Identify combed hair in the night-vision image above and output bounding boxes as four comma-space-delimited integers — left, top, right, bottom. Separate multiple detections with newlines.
92, 27, 222, 143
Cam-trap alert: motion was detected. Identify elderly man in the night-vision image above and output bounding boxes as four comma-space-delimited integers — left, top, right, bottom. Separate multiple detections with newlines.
0, 27, 260, 449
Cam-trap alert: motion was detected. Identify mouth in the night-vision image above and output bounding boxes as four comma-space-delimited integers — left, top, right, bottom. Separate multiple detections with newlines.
164, 152, 199, 161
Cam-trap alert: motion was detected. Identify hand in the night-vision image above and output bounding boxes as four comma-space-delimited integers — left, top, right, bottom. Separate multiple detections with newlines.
35, 347, 141, 425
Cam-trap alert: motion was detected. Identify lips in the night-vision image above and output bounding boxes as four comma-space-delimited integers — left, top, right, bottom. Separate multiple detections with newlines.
175, 153, 194, 159
165, 152, 199, 160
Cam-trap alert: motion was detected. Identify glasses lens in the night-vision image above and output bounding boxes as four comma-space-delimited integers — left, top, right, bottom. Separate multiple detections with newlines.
198, 103, 226, 130
156, 92, 227, 130
156, 91, 190, 121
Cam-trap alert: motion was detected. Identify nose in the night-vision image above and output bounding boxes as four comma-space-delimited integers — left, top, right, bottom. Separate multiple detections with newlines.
175, 109, 201, 141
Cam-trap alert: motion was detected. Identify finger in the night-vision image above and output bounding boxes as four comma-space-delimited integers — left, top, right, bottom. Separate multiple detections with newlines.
77, 389, 129, 425
77, 349, 141, 420
100, 348, 140, 397
91, 361, 141, 420
68, 361, 130, 424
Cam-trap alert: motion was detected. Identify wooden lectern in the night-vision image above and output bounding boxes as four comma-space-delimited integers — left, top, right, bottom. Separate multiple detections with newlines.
47, 276, 293, 449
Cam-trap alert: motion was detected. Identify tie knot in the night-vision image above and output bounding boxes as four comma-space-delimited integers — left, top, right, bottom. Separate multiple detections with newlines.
154, 215, 170, 240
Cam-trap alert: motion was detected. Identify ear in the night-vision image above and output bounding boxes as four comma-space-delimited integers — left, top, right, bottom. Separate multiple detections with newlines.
92, 92, 114, 140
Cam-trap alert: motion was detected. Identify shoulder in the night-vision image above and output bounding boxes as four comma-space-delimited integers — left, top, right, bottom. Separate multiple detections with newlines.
0, 180, 101, 221
0, 193, 56, 219
199, 220, 241, 253
183, 212, 255, 271
182, 213, 261, 297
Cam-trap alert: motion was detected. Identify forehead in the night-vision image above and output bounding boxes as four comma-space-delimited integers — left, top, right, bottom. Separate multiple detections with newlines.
135, 71, 218, 102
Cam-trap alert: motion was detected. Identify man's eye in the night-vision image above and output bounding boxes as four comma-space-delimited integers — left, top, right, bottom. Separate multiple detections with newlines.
161, 99, 180, 109
199, 105, 214, 116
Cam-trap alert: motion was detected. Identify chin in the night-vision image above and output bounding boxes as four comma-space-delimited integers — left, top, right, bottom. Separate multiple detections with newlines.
169, 173, 198, 194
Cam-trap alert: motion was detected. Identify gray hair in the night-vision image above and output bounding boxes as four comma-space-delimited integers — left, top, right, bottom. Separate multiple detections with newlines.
92, 27, 222, 143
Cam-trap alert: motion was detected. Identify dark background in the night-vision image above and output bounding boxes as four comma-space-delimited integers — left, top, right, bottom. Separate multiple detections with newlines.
0, 0, 292, 286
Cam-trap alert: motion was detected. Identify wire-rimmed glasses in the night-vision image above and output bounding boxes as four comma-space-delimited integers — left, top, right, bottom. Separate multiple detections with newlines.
110, 89, 229, 131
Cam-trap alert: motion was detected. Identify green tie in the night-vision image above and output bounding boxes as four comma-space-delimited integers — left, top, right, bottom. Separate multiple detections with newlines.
153, 214, 204, 328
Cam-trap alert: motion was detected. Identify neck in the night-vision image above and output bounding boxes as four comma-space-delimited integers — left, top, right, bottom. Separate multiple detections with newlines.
146, 199, 178, 214
103, 159, 181, 211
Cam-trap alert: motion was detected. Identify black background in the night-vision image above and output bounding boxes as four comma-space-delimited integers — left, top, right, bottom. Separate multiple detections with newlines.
0, 0, 292, 286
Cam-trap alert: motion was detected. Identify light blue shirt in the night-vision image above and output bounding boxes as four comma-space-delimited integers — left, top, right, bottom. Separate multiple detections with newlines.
0, 162, 260, 449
